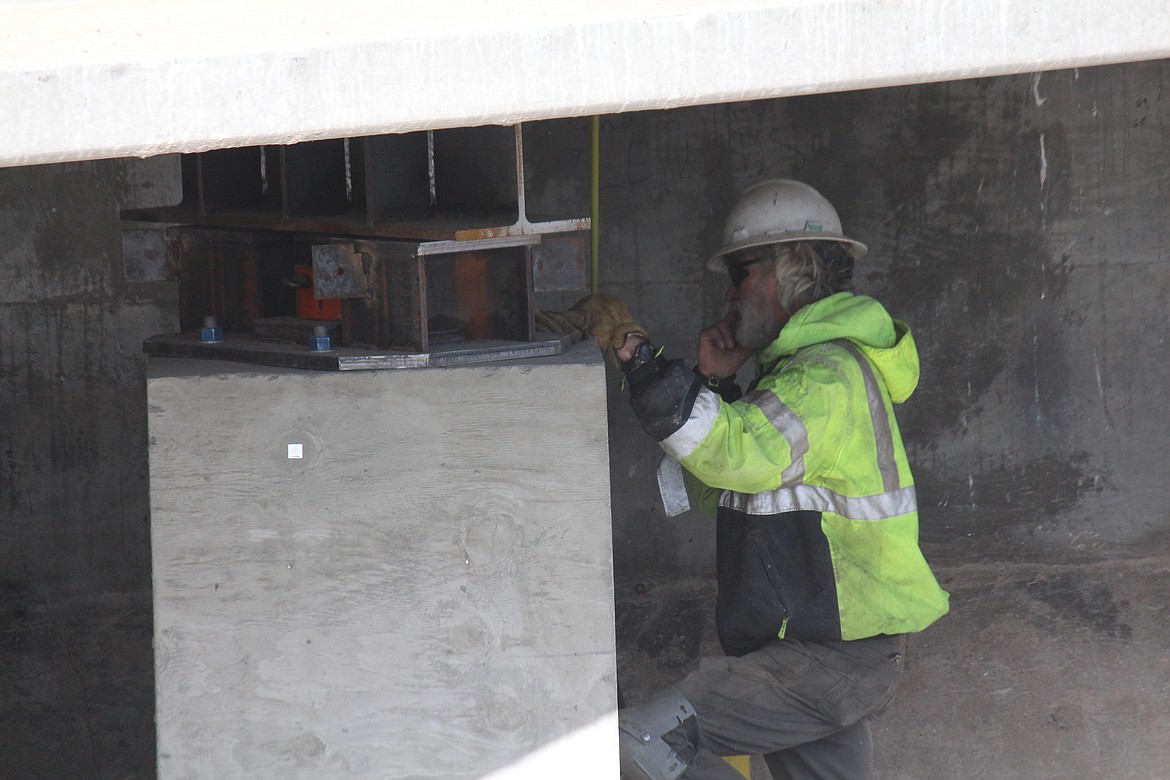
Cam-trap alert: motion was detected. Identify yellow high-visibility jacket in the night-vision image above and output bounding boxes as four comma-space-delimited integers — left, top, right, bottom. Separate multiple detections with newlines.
649, 293, 949, 654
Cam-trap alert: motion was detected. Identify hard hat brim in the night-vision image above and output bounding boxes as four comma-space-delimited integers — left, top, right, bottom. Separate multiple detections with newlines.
707, 233, 868, 272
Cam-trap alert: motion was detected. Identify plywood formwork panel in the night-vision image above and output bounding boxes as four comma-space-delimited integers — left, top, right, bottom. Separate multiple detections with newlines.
146, 347, 617, 779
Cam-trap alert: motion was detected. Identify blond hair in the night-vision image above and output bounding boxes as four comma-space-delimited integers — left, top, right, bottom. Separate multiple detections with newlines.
771, 241, 855, 312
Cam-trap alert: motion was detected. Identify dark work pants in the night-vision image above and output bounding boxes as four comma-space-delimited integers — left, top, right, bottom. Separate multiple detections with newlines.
665, 635, 907, 780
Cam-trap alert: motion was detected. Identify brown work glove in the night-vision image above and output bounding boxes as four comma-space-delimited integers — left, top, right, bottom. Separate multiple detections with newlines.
534, 308, 589, 343
535, 294, 648, 367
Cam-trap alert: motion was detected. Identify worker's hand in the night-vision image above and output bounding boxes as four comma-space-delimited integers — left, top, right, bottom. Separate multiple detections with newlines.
697, 320, 753, 379
536, 294, 649, 367
534, 308, 589, 343
616, 334, 647, 363
573, 294, 649, 367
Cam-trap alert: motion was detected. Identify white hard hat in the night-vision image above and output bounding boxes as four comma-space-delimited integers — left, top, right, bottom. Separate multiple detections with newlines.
707, 179, 867, 271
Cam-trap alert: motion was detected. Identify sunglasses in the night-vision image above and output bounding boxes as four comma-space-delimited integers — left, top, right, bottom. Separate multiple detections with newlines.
727, 256, 770, 288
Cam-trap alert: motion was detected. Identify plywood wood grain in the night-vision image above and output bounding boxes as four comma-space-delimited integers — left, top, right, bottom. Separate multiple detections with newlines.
147, 349, 617, 779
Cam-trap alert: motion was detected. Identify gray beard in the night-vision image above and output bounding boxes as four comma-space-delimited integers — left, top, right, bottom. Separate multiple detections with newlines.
732, 298, 781, 350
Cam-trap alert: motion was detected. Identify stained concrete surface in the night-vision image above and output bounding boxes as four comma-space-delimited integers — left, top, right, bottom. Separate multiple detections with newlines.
0, 588, 155, 779
873, 560, 1170, 779
601, 62, 1170, 575
1, 158, 179, 779
617, 559, 1170, 779
4, 59, 1170, 778
603, 59, 1170, 778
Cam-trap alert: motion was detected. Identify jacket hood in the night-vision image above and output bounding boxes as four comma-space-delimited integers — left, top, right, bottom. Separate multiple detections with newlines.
758, 292, 920, 402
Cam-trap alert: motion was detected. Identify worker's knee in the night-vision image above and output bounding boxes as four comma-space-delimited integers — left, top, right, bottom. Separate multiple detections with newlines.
618, 689, 698, 780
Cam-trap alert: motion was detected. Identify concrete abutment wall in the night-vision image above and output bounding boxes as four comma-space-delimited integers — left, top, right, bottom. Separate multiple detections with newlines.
605, 61, 1170, 778
2, 59, 1168, 778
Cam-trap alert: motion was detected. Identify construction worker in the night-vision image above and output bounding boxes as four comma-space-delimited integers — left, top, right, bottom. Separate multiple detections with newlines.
568, 179, 950, 779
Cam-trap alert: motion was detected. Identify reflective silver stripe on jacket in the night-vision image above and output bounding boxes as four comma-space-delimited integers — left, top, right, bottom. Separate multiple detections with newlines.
660, 386, 721, 461
835, 340, 900, 492
742, 388, 807, 485
721, 483, 918, 521
663, 340, 908, 516
720, 340, 915, 521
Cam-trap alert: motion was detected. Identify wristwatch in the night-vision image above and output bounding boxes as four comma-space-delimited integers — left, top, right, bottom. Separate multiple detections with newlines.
626, 339, 658, 371
695, 366, 743, 402
702, 372, 734, 391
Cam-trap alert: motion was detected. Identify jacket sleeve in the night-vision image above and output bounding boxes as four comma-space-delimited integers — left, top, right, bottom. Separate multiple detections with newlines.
625, 358, 706, 441
656, 358, 844, 495
682, 468, 724, 517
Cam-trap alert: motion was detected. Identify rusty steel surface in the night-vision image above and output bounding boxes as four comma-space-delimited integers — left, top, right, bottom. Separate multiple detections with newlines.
123, 125, 591, 244
142, 332, 567, 371
311, 243, 367, 299
251, 316, 342, 345
532, 234, 587, 292
151, 124, 584, 354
